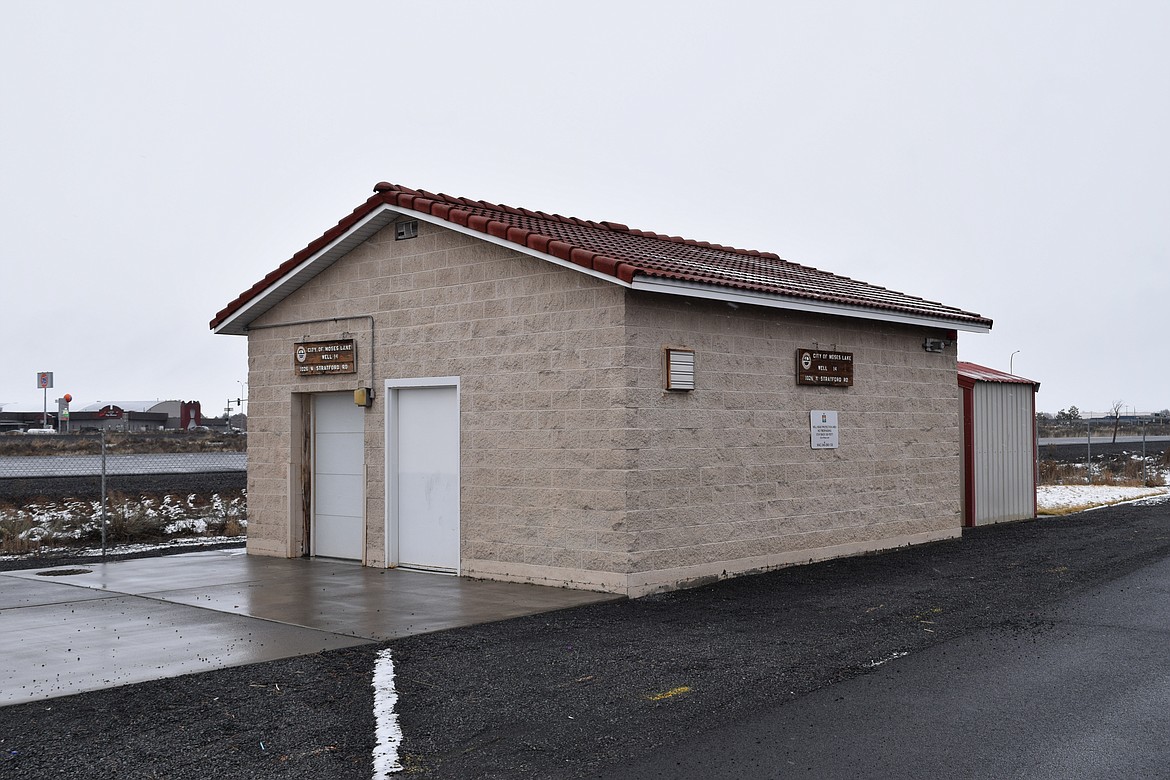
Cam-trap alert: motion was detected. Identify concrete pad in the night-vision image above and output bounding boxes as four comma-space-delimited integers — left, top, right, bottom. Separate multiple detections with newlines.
0, 576, 112, 609
0, 592, 366, 706
151, 565, 618, 640
2, 549, 289, 595
0, 550, 619, 706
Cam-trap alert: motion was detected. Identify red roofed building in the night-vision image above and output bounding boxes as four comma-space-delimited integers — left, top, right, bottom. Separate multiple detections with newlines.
213, 182, 992, 596
958, 362, 1041, 526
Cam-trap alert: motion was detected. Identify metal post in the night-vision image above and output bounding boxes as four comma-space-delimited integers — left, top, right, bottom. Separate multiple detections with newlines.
1142, 425, 1148, 485
1086, 420, 1092, 484
100, 429, 108, 557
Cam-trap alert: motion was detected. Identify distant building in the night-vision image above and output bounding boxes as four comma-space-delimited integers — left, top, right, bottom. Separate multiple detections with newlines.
74, 401, 204, 431
1, 400, 206, 432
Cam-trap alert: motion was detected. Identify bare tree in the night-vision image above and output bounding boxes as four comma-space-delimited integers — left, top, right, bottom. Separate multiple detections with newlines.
1110, 400, 1124, 444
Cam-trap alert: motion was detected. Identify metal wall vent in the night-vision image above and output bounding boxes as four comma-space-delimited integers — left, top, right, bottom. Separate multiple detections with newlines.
395, 220, 419, 240
665, 348, 695, 391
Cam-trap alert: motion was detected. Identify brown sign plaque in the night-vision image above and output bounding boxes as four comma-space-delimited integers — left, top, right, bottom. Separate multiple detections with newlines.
796, 349, 854, 387
294, 339, 357, 376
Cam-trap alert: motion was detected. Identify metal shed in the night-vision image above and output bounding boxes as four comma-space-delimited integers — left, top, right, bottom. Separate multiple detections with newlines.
958, 362, 1041, 526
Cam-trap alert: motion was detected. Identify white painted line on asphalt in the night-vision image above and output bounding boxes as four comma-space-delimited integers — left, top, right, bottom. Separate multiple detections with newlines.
372, 647, 404, 776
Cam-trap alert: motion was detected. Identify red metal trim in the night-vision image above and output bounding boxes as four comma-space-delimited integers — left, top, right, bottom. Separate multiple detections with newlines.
961, 384, 976, 527
1031, 385, 1039, 519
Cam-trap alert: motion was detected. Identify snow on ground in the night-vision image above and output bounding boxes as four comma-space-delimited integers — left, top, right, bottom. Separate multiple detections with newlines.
1037, 483, 1170, 513
0, 492, 246, 560
0, 535, 243, 562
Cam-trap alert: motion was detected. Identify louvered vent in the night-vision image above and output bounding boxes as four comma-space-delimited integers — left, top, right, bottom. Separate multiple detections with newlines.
395, 220, 418, 240
665, 348, 695, 391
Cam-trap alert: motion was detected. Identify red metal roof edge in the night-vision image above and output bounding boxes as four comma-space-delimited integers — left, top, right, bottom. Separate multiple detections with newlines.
957, 361, 1039, 387
211, 182, 993, 331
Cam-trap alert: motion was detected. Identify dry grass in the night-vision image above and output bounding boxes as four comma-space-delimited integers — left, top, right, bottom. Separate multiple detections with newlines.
1040, 503, 1118, 516
1039, 457, 1166, 488
0, 489, 246, 551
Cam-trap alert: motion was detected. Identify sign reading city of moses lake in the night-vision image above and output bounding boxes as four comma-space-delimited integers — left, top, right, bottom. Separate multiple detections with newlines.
795, 349, 854, 387
294, 339, 357, 375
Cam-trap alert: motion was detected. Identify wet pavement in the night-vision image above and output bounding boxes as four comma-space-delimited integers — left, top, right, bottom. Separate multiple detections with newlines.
3, 499, 1170, 778
0, 549, 617, 707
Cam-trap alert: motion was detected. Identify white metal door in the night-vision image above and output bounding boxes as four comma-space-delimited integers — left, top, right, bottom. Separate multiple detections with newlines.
312, 393, 364, 560
392, 384, 459, 572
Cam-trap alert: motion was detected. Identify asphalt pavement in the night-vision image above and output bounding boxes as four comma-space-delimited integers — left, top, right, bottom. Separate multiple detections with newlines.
4, 497, 1170, 779
603, 549, 1170, 779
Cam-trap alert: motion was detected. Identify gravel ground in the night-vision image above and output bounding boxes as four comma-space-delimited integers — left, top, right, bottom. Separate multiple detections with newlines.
3, 497, 1169, 779
1039, 439, 1169, 462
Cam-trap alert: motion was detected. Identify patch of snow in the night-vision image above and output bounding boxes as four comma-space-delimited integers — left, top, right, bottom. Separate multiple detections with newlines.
0, 536, 243, 561
163, 518, 209, 535
1037, 483, 1170, 512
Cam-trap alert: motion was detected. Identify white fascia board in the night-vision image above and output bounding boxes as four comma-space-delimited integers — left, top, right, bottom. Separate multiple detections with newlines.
212, 206, 401, 335
631, 277, 992, 333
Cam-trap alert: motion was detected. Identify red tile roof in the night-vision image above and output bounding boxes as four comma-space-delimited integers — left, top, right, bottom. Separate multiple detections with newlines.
211, 182, 992, 332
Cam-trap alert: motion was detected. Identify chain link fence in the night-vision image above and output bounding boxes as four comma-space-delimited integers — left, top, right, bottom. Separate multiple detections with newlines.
1038, 417, 1170, 487
0, 431, 246, 558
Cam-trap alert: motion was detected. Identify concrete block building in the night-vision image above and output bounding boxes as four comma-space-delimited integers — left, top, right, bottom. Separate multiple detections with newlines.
211, 182, 992, 596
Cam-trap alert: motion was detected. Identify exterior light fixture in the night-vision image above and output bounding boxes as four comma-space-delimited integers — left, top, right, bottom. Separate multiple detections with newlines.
923, 338, 948, 353
354, 387, 375, 407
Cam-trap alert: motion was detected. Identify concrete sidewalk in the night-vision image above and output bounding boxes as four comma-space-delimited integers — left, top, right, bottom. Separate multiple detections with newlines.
0, 549, 617, 707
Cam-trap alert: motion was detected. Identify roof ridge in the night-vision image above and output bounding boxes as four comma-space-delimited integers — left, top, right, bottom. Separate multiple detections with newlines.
371, 181, 778, 261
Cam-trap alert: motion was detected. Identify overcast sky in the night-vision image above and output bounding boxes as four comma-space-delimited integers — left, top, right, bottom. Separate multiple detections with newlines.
2, 2, 1167, 418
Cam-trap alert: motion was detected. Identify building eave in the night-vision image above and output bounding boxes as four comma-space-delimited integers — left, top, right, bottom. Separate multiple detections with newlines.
631, 277, 993, 333
212, 206, 399, 336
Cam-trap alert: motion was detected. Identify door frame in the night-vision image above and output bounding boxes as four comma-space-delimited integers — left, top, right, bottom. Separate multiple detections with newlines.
383, 376, 461, 572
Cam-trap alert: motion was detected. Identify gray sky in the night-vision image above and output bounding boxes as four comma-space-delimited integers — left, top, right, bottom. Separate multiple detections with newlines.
3, 2, 1167, 418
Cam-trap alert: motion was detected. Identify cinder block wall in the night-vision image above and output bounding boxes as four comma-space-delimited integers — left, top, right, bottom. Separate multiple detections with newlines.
622, 291, 962, 595
244, 220, 633, 585
243, 218, 962, 596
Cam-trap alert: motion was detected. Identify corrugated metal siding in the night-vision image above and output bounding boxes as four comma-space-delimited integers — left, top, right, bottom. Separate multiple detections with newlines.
972, 382, 1036, 524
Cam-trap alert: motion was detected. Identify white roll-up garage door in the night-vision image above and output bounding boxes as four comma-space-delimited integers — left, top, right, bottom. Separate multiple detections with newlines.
312, 392, 365, 560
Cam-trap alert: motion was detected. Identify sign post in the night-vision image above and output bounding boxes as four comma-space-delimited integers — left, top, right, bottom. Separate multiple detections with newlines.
57, 393, 72, 433
36, 372, 53, 429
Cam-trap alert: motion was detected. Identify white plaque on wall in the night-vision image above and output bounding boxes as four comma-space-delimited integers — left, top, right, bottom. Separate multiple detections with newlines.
810, 410, 839, 449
